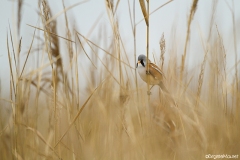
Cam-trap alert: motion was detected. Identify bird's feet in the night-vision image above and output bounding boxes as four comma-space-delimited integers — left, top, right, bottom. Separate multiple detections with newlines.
146, 70, 150, 75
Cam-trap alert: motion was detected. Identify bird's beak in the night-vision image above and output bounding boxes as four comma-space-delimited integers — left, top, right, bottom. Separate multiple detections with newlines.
136, 61, 141, 68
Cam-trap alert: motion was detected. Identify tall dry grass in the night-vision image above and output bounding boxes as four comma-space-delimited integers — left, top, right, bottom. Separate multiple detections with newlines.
0, 0, 240, 160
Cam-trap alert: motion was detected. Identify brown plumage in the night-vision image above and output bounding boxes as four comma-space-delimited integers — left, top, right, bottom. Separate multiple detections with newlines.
137, 54, 177, 106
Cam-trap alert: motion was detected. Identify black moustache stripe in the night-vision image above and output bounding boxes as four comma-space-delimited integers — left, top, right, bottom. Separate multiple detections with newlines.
141, 60, 145, 67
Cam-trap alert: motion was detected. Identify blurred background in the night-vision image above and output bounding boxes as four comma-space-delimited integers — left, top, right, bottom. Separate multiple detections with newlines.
0, 0, 240, 159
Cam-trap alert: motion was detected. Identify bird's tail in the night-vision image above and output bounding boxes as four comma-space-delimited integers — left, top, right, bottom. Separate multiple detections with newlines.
158, 82, 178, 107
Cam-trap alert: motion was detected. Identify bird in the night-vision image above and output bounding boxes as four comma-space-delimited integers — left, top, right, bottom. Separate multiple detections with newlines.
136, 54, 168, 93
136, 54, 177, 106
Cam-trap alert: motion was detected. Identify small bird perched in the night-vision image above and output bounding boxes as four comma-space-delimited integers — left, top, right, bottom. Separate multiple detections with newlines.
136, 54, 177, 106
136, 54, 168, 93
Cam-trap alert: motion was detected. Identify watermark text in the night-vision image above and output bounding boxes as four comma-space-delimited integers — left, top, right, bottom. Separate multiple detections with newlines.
206, 154, 239, 159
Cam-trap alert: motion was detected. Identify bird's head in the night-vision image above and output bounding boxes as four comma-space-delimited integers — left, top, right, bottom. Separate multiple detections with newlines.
136, 54, 150, 68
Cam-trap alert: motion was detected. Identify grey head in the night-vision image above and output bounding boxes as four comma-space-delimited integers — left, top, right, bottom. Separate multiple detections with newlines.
138, 54, 147, 62
137, 54, 150, 68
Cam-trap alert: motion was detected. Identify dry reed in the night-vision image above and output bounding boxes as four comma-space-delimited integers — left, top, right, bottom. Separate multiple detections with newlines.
1, 1, 240, 160
181, 0, 198, 82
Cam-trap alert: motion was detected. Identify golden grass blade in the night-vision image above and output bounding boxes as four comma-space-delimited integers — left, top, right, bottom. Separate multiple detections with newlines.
182, 75, 194, 96
85, 12, 104, 38
40, 0, 53, 70
139, 0, 148, 26
27, 24, 75, 43
160, 33, 165, 69
20, 78, 49, 95
105, 0, 114, 13
227, 59, 240, 75
0, 98, 16, 104
216, 24, 228, 114
105, 0, 123, 86
44, 0, 89, 26
132, 0, 143, 134
76, 32, 135, 70
195, 50, 207, 108
18, 77, 65, 108
114, 0, 121, 15
18, 37, 22, 64
119, 35, 134, 77
85, 38, 125, 89
12, 150, 23, 160
26, 127, 61, 159
76, 35, 97, 69
62, 0, 73, 60
22, 55, 61, 78
8, 23, 18, 75
7, 33, 16, 97
54, 81, 104, 148
136, 0, 173, 26
229, 1, 238, 111
180, 0, 198, 82
19, 28, 36, 78
195, 24, 208, 108
26, 127, 55, 152
17, 0, 23, 34
74, 36, 80, 109
127, 0, 134, 32
146, 0, 150, 105
0, 124, 9, 137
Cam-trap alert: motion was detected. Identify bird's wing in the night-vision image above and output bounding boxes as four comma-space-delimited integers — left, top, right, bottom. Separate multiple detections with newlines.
148, 63, 165, 80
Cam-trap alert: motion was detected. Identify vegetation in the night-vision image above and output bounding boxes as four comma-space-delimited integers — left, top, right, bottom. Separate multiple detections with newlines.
0, 0, 239, 159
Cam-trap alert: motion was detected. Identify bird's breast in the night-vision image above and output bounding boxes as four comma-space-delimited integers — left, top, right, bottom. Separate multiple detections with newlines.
137, 66, 160, 85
